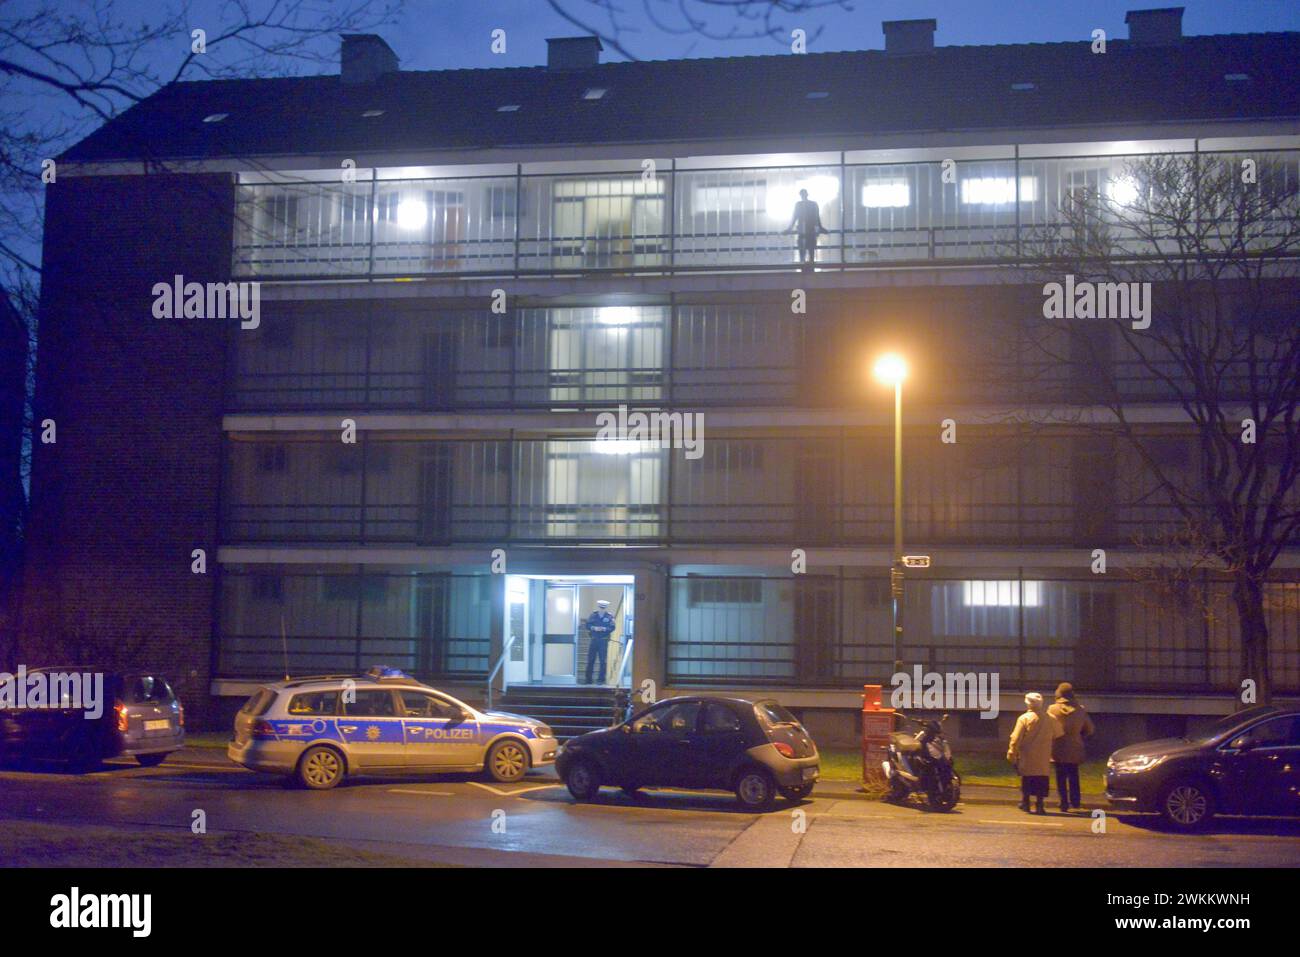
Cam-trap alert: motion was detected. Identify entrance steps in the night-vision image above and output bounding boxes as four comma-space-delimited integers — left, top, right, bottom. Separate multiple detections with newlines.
495, 685, 623, 740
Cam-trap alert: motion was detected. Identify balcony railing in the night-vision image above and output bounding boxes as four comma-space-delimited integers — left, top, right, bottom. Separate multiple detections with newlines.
232, 149, 1300, 280
665, 574, 1300, 693
220, 434, 1224, 548
226, 301, 1269, 412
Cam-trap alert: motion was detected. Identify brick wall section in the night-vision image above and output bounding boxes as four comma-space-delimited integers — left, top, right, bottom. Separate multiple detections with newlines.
22, 172, 233, 729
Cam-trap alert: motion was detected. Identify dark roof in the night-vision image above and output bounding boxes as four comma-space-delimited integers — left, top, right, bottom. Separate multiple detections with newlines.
62, 33, 1300, 163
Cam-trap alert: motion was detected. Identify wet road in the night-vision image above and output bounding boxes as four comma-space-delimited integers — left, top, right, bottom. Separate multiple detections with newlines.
2, 752, 1299, 867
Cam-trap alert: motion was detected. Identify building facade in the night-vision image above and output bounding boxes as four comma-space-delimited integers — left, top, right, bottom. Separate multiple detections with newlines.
24, 12, 1300, 746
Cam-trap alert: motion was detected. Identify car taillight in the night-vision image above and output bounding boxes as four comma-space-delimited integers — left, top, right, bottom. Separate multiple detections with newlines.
773, 741, 796, 759
250, 720, 276, 738
177, 702, 185, 728
115, 701, 128, 733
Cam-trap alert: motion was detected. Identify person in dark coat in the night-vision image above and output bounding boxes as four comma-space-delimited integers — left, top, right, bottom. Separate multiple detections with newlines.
582, 599, 616, 685
784, 189, 829, 265
1048, 682, 1096, 812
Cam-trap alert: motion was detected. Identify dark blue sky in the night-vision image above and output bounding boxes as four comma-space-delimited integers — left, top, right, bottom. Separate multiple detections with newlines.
388, 0, 1300, 69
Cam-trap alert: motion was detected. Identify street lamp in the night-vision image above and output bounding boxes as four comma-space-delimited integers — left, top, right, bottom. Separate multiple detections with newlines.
873, 352, 907, 673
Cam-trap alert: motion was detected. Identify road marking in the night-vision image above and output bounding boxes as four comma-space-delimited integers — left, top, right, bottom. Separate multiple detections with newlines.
470, 781, 557, 797
388, 788, 455, 796
978, 819, 1065, 827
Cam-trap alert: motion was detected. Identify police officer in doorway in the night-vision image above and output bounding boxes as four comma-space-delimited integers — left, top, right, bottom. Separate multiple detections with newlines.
583, 599, 617, 685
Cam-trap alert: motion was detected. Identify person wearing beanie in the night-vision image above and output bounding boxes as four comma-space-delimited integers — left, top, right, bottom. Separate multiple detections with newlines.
1048, 682, 1096, 812
1007, 691, 1063, 813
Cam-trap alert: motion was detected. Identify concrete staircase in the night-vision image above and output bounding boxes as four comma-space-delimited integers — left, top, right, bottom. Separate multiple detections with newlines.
495, 685, 622, 740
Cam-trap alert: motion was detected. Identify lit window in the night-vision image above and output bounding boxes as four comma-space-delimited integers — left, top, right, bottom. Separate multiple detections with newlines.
861, 180, 911, 208
362, 109, 384, 117
766, 175, 839, 221
395, 199, 428, 230
596, 306, 637, 325
202, 113, 229, 123
962, 580, 1042, 607
1010, 81, 1036, 91
582, 87, 607, 100
1106, 175, 1140, 206
693, 181, 766, 213
497, 103, 521, 112
960, 176, 1038, 205
1224, 73, 1250, 82
806, 91, 830, 99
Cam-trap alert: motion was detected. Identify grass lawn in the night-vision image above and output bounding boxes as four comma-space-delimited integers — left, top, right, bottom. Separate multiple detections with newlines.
183, 732, 230, 749
818, 748, 1107, 796
0, 820, 455, 868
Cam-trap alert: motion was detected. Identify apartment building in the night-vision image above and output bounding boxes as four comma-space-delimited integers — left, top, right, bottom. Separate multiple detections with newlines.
23, 10, 1300, 745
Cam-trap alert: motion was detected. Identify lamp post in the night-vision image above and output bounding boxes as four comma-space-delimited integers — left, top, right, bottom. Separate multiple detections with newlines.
873, 353, 907, 673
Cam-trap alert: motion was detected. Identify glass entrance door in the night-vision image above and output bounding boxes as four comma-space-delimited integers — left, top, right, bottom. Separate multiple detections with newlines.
542, 582, 578, 682
504, 575, 530, 684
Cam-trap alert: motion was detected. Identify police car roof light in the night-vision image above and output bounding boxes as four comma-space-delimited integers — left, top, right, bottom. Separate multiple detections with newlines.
366, 666, 412, 680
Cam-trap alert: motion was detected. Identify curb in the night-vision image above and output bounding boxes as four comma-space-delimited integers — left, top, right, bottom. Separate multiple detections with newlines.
812, 781, 1107, 808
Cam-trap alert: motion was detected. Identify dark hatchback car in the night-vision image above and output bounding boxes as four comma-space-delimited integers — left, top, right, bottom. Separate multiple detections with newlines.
557, 695, 819, 811
0, 669, 184, 772
1106, 706, 1300, 830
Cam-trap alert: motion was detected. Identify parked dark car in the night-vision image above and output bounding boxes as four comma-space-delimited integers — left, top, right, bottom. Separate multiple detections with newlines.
557, 695, 819, 811
0, 668, 184, 772
1106, 705, 1300, 830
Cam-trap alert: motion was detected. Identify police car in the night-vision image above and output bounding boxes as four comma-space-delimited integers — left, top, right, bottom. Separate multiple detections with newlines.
227, 668, 557, 790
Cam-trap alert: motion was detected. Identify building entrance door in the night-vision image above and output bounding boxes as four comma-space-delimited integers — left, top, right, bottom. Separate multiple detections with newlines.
500, 576, 632, 686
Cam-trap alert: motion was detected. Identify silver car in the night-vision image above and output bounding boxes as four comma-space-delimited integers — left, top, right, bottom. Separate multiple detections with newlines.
0, 669, 184, 771
227, 668, 557, 789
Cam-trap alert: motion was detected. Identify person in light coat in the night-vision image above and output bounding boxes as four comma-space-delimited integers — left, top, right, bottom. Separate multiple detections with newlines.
1048, 682, 1096, 812
1007, 692, 1063, 814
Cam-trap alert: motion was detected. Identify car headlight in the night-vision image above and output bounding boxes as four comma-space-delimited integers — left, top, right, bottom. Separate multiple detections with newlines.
1108, 754, 1166, 773
534, 725, 554, 739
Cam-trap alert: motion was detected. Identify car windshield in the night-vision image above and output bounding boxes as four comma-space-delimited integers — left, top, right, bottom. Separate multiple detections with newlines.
1192, 706, 1277, 741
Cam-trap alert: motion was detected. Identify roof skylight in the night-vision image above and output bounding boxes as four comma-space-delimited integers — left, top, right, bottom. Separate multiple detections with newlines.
582, 87, 608, 100
202, 112, 229, 123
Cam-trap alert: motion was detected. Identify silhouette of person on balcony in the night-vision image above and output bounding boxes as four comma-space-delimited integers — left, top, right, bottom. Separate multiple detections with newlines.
784, 189, 829, 266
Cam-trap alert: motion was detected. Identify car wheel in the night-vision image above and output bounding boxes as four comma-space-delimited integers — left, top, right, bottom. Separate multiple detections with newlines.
296, 745, 345, 790
735, 767, 776, 812
485, 739, 529, 783
780, 783, 814, 803
621, 785, 642, 799
1159, 778, 1215, 831
927, 785, 959, 812
564, 760, 601, 801
136, 753, 168, 768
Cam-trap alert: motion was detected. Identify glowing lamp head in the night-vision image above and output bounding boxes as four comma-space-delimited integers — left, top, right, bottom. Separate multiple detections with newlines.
873, 353, 908, 386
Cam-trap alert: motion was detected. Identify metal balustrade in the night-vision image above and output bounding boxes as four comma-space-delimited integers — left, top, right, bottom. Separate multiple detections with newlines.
226, 300, 1269, 412
221, 434, 1227, 547
232, 150, 1300, 279
664, 574, 1300, 693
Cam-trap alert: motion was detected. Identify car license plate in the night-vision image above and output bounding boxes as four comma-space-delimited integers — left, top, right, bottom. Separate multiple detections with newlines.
802, 767, 819, 781
144, 719, 171, 732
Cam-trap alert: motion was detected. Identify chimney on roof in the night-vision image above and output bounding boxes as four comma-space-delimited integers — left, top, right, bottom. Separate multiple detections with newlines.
882, 19, 937, 55
547, 36, 603, 70
1125, 7, 1184, 46
341, 34, 399, 84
